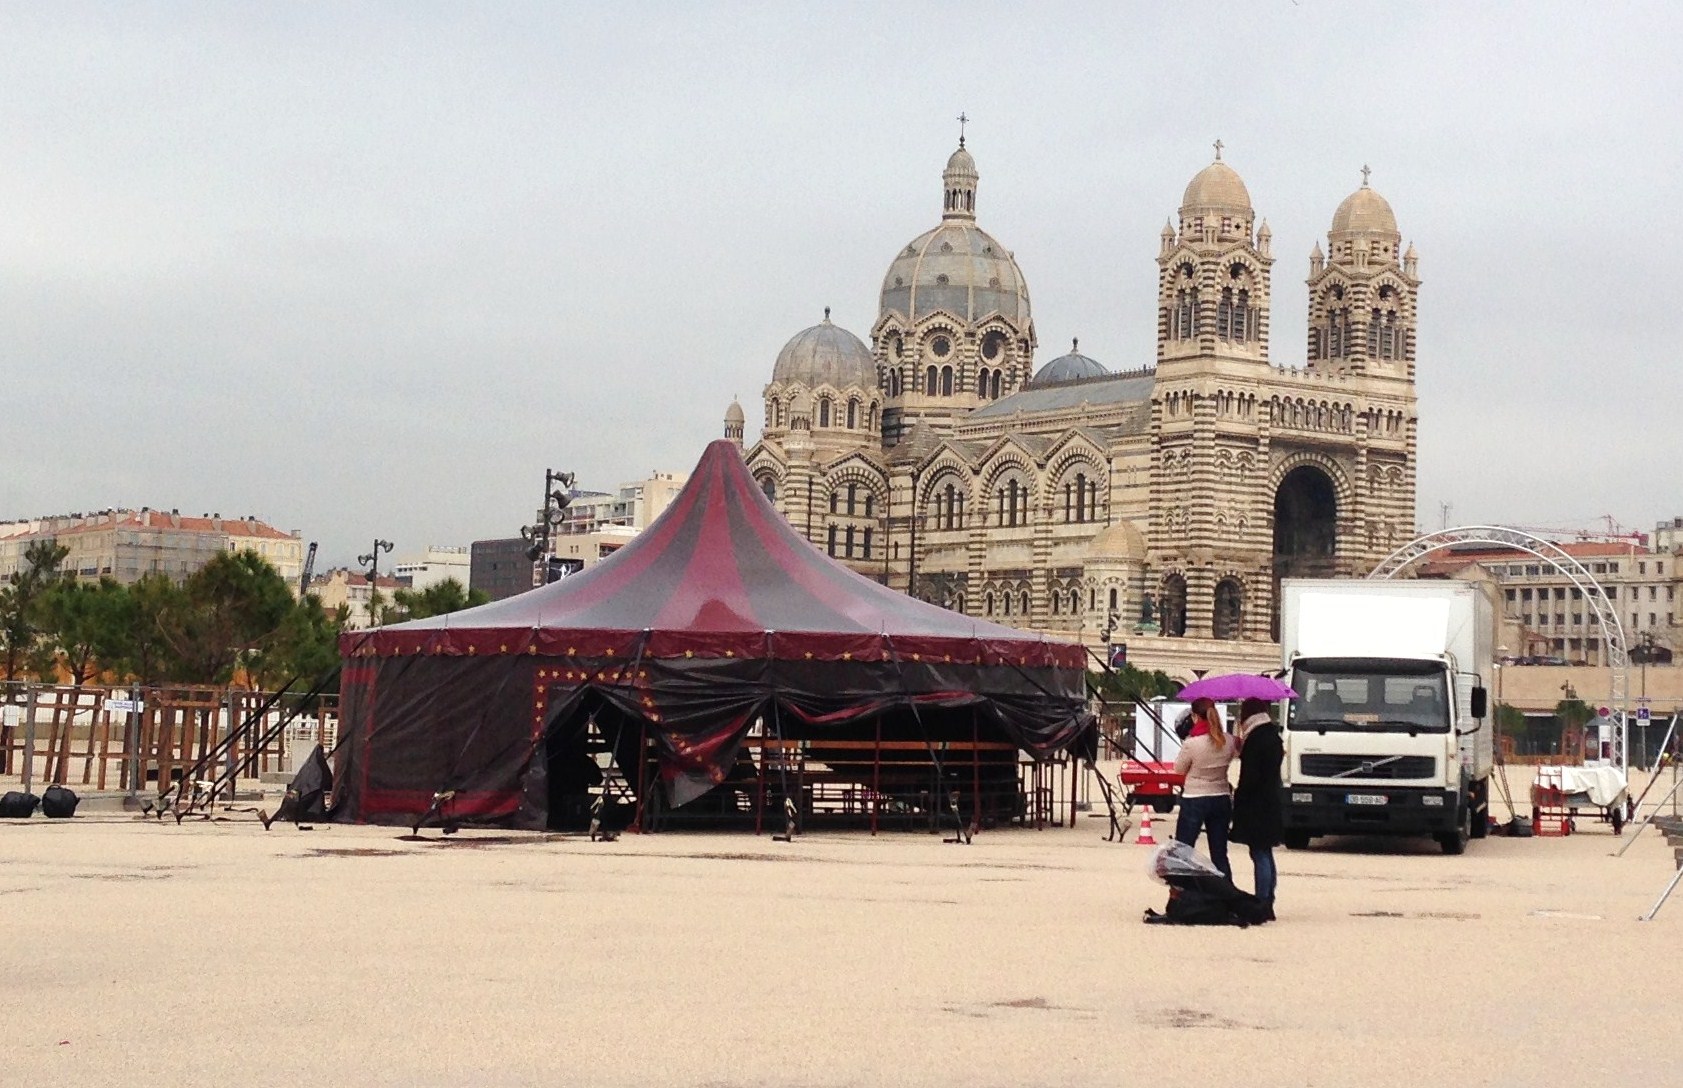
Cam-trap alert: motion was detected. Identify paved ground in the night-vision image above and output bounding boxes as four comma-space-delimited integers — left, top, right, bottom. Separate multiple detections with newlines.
2, 809, 1678, 1087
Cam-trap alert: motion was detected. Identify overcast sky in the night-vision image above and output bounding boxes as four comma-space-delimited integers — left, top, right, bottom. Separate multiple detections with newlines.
3, 3, 1679, 567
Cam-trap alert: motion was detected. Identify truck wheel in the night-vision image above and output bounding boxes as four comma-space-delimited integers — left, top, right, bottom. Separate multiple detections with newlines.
1282, 831, 1311, 850
1468, 779, 1490, 840
1438, 804, 1470, 855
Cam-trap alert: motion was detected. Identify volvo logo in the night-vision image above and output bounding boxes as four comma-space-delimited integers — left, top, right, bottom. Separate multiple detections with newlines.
1359, 761, 1376, 774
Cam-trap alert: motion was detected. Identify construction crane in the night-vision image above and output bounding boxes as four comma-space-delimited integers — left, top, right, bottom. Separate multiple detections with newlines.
298, 541, 318, 595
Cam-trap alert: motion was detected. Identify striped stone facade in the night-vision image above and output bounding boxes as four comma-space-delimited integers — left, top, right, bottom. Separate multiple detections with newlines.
737, 143, 1419, 675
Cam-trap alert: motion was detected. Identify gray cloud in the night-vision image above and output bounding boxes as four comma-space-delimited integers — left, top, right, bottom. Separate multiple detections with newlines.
2, 3, 1678, 565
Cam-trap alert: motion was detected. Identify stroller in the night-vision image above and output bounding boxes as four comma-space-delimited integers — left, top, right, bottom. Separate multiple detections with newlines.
1143, 841, 1272, 927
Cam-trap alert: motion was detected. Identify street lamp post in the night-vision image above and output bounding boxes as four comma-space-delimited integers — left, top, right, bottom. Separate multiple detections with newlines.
521, 468, 575, 586
357, 538, 393, 627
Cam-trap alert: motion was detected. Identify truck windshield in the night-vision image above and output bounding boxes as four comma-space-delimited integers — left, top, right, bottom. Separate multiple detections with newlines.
1287, 657, 1451, 733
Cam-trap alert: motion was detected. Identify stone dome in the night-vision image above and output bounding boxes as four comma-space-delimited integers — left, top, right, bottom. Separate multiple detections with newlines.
1086, 520, 1146, 561
1029, 339, 1108, 387
1330, 184, 1399, 237
945, 145, 977, 180
879, 222, 1031, 325
1181, 159, 1252, 215
724, 399, 745, 424
770, 311, 875, 389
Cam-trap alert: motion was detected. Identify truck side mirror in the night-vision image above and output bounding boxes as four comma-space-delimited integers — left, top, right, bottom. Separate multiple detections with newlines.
1470, 686, 1488, 719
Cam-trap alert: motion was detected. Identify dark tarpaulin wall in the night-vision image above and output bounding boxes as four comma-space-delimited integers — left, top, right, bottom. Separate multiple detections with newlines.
333, 642, 1092, 828
332, 440, 1093, 829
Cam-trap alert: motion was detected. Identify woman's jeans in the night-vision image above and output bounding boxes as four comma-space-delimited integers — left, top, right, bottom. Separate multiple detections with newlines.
1174, 793, 1232, 879
1249, 844, 1277, 903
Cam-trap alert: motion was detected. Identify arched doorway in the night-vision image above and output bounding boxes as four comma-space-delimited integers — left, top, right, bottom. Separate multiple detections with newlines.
1272, 465, 1338, 638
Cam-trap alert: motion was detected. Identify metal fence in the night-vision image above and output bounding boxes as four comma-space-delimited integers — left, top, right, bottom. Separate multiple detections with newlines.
0, 681, 338, 795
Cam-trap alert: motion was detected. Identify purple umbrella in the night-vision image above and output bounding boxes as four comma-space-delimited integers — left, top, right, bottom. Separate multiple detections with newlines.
1175, 673, 1297, 702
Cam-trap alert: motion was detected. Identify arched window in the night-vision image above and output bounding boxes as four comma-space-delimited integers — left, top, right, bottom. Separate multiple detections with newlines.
1213, 578, 1244, 640
985, 593, 995, 617
1001, 594, 1010, 616
1161, 575, 1187, 638
828, 491, 838, 514
925, 366, 938, 395
846, 400, 857, 428
1174, 289, 1194, 340
844, 526, 855, 558
758, 475, 778, 502
940, 366, 953, 396
1020, 591, 1030, 616
1217, 288, 1234, 340
846, 484, 857, 515
861, 528, 872, 559
953, 593, 964, 614
991, 371, 1002, 399
826, 525, 837, 557
1070, 589, 1080, 614
978, 367, 991, 398
863, 493, 874, 517
867, 404, 878, 429
818, 397, 831, 428
1051, 593, 1061, 616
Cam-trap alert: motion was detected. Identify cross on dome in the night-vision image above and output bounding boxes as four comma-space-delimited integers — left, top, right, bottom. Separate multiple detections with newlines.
957, 111, 969, 148
1212, 138, 1224, 161
1361, 164, 1371, 187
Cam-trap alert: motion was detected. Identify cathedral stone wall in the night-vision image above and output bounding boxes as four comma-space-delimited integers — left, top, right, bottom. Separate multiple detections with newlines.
737, 140, 1420, 678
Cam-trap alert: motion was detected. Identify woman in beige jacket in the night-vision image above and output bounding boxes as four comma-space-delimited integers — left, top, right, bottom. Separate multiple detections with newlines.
1172, 697, 1236, 879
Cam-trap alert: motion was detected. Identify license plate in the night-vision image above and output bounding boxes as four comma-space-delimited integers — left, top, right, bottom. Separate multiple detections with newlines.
1346, 793, 1389, 806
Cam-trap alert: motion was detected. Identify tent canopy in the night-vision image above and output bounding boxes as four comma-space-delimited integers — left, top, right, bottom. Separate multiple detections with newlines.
335, 441, 1091, 828
359, 439, 1081, 670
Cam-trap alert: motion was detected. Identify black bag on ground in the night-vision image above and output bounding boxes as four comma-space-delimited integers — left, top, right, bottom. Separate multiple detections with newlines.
272, 744, 333, 825
41, 784, 80, 818
1, 790, 41, 818
1143, 841, 1272, 927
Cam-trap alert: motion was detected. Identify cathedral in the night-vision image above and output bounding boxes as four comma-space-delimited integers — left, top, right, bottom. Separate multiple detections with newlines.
729, 137, 1419, 673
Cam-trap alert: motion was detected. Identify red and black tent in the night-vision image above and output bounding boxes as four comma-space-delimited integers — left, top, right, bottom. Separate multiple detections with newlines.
333, 440, 1093, 830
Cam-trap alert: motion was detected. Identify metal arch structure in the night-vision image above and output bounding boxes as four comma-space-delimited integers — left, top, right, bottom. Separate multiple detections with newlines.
1368, 525, 1631, 765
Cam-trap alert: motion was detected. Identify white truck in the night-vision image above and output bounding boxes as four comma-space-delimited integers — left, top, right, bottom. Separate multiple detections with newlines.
1279, 579, 1494, 855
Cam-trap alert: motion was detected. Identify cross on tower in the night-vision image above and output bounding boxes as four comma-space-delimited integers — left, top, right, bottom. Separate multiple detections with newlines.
957, 112, 969, 147
1212, 138, 1223, 161
1361, 163, 1371, 187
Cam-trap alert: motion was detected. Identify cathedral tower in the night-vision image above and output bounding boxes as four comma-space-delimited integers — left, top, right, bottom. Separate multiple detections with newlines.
874, 136, 1035, 446
1156, 142, 1274, 370
1306, 167, 1420, 381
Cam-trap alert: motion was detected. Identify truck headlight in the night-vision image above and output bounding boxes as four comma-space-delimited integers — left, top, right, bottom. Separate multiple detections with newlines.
1292, 792, 1313, 804
1422, 795, 1445, 807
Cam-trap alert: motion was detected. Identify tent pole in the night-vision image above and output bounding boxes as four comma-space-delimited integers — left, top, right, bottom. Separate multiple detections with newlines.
872, 715, 881, 836
755, 715, 766, 836
971, 708, 981, 834
633, 719, 648, 834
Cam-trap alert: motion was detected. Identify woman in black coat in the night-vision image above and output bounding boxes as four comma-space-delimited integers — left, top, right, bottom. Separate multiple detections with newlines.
1230, 696, 1284, 919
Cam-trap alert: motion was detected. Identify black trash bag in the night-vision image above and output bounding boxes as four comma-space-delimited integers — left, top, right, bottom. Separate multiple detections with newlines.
41, 785, 79, 818
1, 790, 41, 818
271, 744, 333, 825
1142, 841, 1271, 927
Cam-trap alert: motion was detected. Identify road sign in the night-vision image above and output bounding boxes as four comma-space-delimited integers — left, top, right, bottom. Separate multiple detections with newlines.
1108, 644, 1127, 667
1598, 706, 1612, 718
1638, 706, 1652, 721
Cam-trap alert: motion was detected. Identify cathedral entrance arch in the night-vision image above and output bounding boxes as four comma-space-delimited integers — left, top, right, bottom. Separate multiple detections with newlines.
1271, 464, 1338, 638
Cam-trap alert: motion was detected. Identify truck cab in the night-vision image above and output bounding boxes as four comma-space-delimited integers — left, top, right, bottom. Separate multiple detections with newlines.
1278, 581, 1494, 855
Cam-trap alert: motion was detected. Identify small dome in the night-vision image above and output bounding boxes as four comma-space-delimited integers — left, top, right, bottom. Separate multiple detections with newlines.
1086, 520, 1146, 561
945, 145, 977, 180
771, 311, 874, 389
1029, 339, 1108, 387
1330, 184, 1398, 236
724, 400, 745, 424
1181, 160, 1252, 214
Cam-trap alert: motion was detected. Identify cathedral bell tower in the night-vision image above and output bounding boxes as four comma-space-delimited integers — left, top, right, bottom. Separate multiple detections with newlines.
1306, 166, 1421, 381
1155, 141, 1273, 371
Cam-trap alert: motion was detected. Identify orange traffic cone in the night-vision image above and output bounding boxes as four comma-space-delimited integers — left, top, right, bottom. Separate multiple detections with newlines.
1136, 809, 1157, 846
